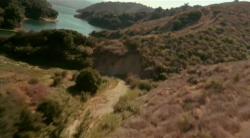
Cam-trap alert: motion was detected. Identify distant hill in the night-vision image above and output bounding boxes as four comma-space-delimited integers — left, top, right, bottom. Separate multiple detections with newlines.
76, 2, 154, 29
76, 2, 201, 30
77, 2, 154, 14
48, 0, 92, 9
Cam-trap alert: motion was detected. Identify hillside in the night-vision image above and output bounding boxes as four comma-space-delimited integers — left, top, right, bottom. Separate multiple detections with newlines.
0, 54, 129, 138
92, 2, 250, 80
111, 59, 250, 138
76, 2, 154, 29
1, 2, 250, 138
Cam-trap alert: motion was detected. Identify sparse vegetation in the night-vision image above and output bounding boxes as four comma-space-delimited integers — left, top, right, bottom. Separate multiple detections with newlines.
114, 90, 141, 117
127, 76, 157, 91
88, 90, 141, 138
205, 80, 224, 93
88, 114, 122, 138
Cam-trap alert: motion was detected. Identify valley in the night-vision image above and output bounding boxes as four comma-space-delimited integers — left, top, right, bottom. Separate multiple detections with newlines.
1, 1, 250, 138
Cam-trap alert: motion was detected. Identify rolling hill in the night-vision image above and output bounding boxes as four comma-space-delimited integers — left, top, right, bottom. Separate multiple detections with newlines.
48, 0, 93, 9
92, 2, 250, 80
1, 1, 250, 138
77, 2, 154, 15
76, 2, 154, 29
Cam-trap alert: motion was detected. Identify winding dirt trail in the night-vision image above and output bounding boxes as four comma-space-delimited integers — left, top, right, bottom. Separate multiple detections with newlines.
63, 80, 129, 138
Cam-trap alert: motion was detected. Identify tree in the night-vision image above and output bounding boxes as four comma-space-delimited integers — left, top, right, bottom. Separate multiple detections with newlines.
3, 4, 23, 29
74, 68, 102, 95
22, 0, 58, 19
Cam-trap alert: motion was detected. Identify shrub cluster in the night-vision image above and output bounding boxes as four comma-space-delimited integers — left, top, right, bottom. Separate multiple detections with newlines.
0, 30, 93, 69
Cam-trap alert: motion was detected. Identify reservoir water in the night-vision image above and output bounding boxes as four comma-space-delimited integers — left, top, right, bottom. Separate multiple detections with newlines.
22, 4, 102, 36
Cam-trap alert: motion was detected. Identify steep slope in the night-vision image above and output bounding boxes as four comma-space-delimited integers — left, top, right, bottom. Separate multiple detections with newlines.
111, 59, 250, 138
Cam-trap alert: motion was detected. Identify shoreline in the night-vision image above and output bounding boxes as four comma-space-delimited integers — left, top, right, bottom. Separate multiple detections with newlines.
40, 17, 58, 23
23, 17, 58, 23
0, 17, 58, 37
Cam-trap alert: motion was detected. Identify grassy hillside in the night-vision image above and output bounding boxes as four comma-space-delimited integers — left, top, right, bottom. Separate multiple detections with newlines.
111, 59, 250, 138
0, 1, 250, 138
0, 55, 81, 138
0, 54, 125, 138
92, 2, 250, 80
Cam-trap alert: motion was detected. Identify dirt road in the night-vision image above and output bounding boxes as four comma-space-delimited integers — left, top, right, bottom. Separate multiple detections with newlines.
63, 79, 128, 138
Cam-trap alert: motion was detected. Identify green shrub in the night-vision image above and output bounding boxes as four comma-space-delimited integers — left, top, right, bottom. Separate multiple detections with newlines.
74, 68, 102, 95
37, 100, 62, 124
138, 80, 154, 91
1, 30, 92, 69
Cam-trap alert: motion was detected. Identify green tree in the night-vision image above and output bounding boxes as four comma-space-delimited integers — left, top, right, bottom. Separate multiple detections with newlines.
74, 68, 102, 95
3, 4, 23, 29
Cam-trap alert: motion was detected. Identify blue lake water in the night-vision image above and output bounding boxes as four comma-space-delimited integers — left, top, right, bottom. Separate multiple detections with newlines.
22, 4, 102, 36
